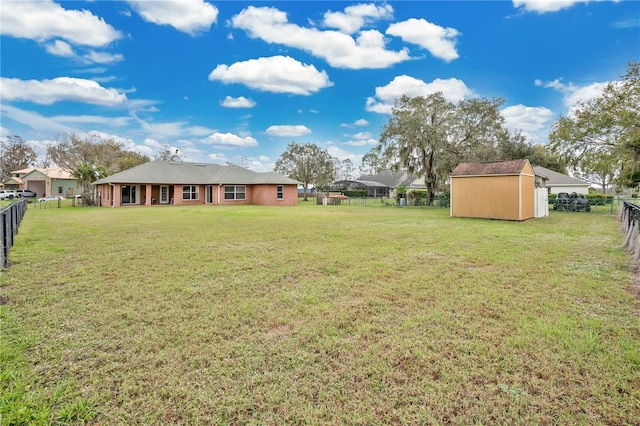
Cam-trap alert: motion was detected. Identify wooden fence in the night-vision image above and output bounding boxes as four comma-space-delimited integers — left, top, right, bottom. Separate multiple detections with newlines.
0, 199, 28, 268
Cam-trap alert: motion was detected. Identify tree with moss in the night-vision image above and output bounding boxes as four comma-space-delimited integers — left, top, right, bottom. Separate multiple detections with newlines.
549, 61, 639, 189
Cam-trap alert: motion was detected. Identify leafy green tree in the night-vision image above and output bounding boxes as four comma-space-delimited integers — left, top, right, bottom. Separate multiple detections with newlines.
359, 147, 387, 175
0, 135, 38, 182
48, 133, 149, 174
549, 60, 640, 187
571, 151, 617, 192
274, 142, 334, 200
72, 162, 108, 204
496, 131, 567, 172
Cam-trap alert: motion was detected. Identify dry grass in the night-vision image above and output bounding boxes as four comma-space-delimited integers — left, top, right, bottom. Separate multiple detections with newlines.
1, 203, 639, 425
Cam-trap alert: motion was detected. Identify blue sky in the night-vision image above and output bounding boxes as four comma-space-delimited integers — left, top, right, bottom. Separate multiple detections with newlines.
1, 0, 638, 172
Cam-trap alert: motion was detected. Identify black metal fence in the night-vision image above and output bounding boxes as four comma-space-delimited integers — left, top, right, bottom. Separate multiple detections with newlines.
1, 199, 28, 268
619, 200, 640, 265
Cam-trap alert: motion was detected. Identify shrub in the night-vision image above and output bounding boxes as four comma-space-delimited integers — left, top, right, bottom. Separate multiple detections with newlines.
342, 190, 367, 198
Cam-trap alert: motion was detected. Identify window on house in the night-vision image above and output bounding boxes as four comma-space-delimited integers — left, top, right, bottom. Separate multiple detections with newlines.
224, 185, 246, 200
182, 185, 199, 200
277, 185, 284, 200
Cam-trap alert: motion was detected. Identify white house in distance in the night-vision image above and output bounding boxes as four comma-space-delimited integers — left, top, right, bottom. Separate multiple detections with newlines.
533, 166, 591, 195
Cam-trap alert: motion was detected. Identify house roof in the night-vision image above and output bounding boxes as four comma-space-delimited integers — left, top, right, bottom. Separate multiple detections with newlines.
5, 167, 76, 183
532, 166, 590, 187
357, 171, 418, 188
332, 179, 388, 188
451, 159, 531, 176
93, 160, 300, 186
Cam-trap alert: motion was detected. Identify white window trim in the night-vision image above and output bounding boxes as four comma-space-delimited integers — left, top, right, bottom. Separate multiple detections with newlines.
182, 185, 199, 200
224, 185, 246, 200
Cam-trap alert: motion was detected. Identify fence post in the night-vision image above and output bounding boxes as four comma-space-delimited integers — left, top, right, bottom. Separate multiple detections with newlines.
0, 199, 28, 268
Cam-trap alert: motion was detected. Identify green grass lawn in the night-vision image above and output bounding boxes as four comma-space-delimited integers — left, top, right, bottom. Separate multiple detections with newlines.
1, 203, 639, 425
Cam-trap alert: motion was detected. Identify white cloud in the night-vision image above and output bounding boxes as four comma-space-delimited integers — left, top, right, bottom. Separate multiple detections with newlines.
45, 40, 75, 57
126, 0, 218, 35
209, 56, 333, 95
265, 125, 312, 137
0, 0, 122, 47
501, 105, 554, 132
386, 18, 460, 62
231, 6, 411, 69
220, 96, 256, 108
342, 118, 371, 128
204, 132, 258, 148
53, 114, 133, 127
351, 131, 372, 140
327, 145, 360, 163
501, 104, 555, 142
0, 104, 77, 134
321, 3, 394, 34
131, 112, 215, 139
365, 75, 473, 114
44, 40, 123, 65
512, 0, 606, 13
85, 130, 140, 151
0, 77, 128, 106
535, 78, 609, 111
82, 51, 125, 65
344, 138, 378, 147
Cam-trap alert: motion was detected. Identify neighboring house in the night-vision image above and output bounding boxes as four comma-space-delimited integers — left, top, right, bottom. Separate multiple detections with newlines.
5, 167, 82, 198
92, 160, 300, 207
330, 179, 390, 197
331, 171, 425, 197
532, 166, 591, 195
450, 159, 537, 221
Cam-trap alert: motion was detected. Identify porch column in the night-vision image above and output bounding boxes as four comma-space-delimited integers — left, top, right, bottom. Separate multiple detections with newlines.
145, 184, 152, 206
113, 184, 121, 207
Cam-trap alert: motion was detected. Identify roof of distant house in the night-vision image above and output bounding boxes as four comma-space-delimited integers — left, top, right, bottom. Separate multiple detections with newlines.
532, 166, 589, 187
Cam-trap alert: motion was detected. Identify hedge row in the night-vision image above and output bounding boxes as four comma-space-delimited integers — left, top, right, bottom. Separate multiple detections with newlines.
547, 193, 614, 205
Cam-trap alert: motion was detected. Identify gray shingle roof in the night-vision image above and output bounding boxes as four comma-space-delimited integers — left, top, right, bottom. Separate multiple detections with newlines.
451, 159, 530, 176
532, 166, 589, 187
94, 160, 299, 185
357, 171, 417, 187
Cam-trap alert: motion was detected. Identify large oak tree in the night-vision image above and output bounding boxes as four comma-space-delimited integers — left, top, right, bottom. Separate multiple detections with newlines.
379, 93, 514, 204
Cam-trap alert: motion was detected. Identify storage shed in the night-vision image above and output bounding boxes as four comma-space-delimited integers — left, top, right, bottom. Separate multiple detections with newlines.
450, 159, 535, 221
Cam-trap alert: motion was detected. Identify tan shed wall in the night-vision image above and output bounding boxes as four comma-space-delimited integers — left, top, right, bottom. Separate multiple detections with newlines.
520, 174, 535, 220
451, 175, 522, 220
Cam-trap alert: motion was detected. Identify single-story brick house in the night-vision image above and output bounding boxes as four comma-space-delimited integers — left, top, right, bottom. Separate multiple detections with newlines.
93, 160, 300, 207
